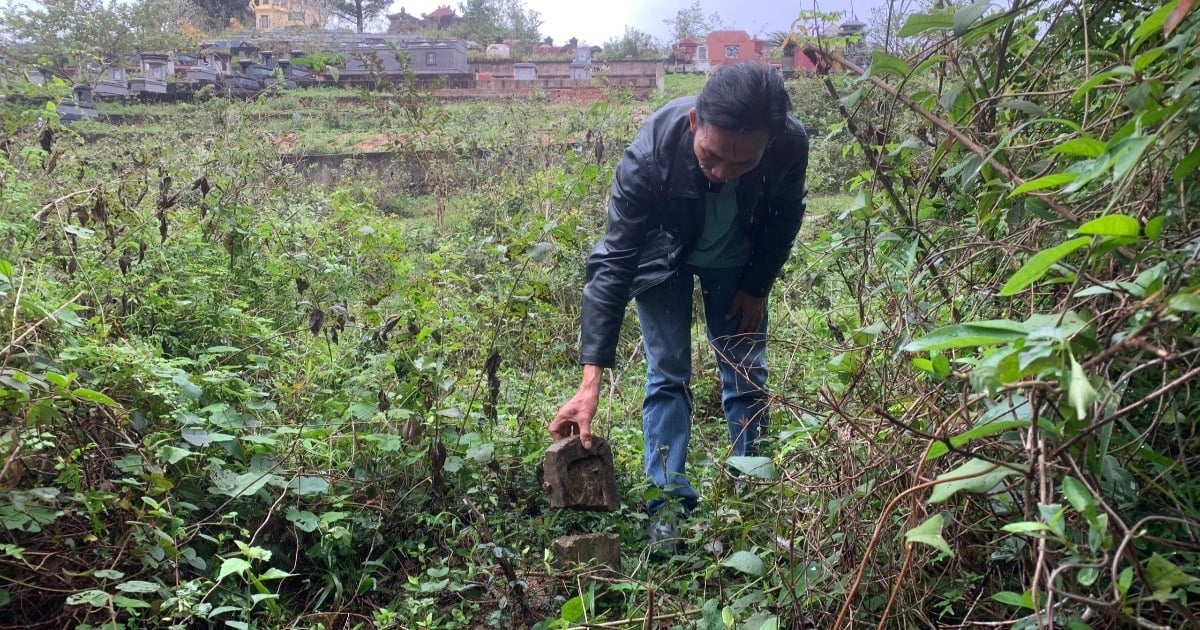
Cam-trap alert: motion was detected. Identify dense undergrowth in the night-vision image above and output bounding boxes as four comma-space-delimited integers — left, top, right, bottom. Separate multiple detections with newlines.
2, 1, 1200, 628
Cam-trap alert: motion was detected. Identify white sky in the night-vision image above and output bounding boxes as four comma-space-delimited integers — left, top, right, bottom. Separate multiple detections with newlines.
397, 0, 888, 46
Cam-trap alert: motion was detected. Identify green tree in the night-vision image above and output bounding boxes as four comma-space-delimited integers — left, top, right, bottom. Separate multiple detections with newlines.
599, 26, 662, 60
454, 0, 540, 45
0, 0, 194, 73
187, 0, 252, 32
329, 0, 391, 33
663, 0, 722, 43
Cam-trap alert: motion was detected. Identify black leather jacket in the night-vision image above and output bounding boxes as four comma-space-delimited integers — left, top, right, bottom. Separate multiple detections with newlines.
579, 96, 809, 368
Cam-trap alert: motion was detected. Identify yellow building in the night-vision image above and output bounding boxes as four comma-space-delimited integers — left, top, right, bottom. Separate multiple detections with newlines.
249, 0, 324, 31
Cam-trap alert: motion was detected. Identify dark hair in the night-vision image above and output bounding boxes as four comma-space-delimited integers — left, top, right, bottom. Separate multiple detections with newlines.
695, 62, 791, 136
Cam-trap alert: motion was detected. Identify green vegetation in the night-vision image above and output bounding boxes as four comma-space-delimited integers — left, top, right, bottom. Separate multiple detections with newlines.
2, 1, 1200, 628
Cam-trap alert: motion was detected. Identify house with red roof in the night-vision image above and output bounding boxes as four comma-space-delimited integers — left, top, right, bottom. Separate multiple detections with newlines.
704, 30, 769, 68
669, 36, 701, 71
423, 5, 460, 30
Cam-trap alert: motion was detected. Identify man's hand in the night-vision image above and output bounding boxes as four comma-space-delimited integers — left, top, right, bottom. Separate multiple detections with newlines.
549, 365, 603, 449
725, 290, 766, 335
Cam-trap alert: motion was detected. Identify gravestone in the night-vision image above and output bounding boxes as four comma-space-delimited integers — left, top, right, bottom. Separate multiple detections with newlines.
551, 533, 620, 571
542, 435, 619, 511
544, 435, 623, 574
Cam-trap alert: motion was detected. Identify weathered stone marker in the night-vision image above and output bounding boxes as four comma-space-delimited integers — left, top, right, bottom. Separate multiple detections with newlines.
542, 435, 620, 512
544, 435, 622, 572
551, 533, 620, 571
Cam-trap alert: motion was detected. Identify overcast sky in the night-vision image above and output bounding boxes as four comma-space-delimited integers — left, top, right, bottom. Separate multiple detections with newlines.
397, 0, 888, 45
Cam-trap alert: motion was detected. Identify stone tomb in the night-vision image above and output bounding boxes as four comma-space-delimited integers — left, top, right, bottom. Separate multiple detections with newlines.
543, 435, 621, 571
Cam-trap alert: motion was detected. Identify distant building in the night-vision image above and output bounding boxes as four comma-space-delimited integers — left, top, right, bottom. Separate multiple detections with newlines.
704, 30, 769, 68
387, 7, 422, 33
58, 83, 98, 121
341, 38, 469, 76
570, 46, 592, 80
512, 62, 537, 81
838, 18, 870, 68
485, 43, 511, 59
793, 18, 870, 74
423, 5, 460, 30
669, 36, 702, 72
94, 65, 130, 98
248, 0, 324, 31
129, 52, 172, 94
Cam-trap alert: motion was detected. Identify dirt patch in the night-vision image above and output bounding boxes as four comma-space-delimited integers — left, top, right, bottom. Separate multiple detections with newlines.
343, 133, 392, 152
272, 132, 299, 152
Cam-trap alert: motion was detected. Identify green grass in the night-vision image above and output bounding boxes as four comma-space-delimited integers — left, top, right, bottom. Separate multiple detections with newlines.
663, 73, 708, 99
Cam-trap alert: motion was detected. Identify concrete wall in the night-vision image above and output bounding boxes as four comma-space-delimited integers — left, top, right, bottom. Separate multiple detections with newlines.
467, 59, 663, 91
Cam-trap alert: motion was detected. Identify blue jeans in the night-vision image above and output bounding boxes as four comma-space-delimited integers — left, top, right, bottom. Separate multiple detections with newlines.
635, 265, 769, 511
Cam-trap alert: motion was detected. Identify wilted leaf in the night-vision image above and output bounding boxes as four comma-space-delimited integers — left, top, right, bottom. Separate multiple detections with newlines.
308, 305, 324, 335
1164, 0, 1196, 37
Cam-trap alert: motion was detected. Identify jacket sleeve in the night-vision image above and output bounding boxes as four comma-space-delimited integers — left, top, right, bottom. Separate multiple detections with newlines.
578, 143, 660, 368
740, 128, 809, 298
